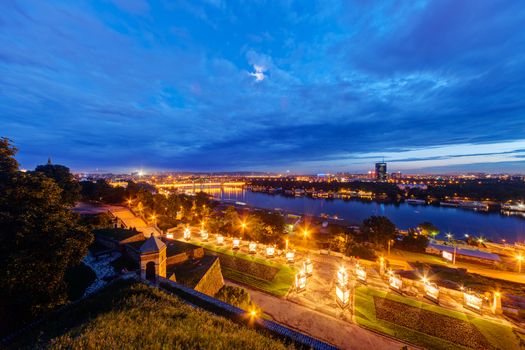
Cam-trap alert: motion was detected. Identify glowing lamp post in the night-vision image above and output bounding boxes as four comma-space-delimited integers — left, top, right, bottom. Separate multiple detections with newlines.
249, 242, 257, 254
422, 279, 439, 303
303, 258, 313, 276
266, 246, 275, 257
216, 234, 224, 245
336, 266, 350, 308
492, 292, 502, 315
388, 273, 403, 293
200, 230, 208, 241
286, 250, 295, 263
233, 238, 240, 249
355, 264, 367, 284
183, 228, 191, 240
337, 266, 349, 286
516, 254, 523, 273
379, 256, 385, 276
463, 290, 483, 313
295, 270, 307, 292
336, 283, 350, 308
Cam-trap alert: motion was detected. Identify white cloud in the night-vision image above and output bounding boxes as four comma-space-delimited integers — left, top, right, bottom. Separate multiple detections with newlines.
249, 64, 266, 81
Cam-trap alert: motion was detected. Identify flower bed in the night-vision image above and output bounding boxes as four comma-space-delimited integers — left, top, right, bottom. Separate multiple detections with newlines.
374, 297, 492, 349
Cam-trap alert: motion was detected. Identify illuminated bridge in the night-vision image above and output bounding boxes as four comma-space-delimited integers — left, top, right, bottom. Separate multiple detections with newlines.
155, 181, 245, 189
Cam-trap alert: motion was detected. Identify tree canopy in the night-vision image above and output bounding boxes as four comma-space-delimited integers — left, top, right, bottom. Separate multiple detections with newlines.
0, 138, 92, 335
360, 216, 397, 248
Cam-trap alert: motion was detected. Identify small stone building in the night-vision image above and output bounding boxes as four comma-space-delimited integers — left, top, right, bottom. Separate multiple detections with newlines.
139, 235, 167, 281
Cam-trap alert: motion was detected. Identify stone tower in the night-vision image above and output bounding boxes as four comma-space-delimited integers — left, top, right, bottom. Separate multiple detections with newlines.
139, 234, 167, 280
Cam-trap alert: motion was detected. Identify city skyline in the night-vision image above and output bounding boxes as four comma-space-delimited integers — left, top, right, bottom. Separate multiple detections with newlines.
2, 1, 525, 173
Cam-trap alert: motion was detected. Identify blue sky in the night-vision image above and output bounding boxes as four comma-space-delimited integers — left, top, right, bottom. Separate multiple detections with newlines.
1, 0, 525, 173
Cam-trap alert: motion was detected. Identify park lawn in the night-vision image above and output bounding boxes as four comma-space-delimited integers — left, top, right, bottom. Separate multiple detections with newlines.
8, 279, 295, 350
354, 286, 522, 350
354, 287, 466, 350
189, 240, 296, 297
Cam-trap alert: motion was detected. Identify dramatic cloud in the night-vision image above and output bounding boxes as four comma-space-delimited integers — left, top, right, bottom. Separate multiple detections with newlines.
1, 0, 524, 173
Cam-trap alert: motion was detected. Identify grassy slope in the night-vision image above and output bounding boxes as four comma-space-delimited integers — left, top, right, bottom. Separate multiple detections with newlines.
8, 279, 294, 350
354, 286, 523, 350
190, 240, 296, 296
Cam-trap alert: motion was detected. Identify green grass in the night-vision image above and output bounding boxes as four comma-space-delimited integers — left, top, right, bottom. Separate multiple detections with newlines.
354, 286, 523, 350
190, 241, 296, 296
8, 279, 295, 350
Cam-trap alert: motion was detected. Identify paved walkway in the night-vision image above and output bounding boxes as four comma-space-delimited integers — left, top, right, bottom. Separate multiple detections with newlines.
226, 280, 407, 350
108, 206, 161, 237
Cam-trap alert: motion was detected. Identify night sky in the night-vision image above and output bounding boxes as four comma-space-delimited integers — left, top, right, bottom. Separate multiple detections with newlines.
1, 1, 525, 173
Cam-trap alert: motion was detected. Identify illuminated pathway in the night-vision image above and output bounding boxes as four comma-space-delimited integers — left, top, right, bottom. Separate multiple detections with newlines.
226, 280, 408, 350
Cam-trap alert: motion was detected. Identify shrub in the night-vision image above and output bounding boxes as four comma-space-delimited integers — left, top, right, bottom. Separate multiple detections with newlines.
215, 285, 257, 311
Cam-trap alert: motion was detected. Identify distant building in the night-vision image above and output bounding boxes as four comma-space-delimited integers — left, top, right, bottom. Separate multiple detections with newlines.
391, 171, 402, 179
375, 162, 387, 181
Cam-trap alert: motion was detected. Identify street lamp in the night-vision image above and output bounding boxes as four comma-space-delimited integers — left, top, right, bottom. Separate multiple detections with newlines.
516, 254, 523, 273
217, 234, 224, 245
150, 214, 157, 227
446, 233, 453, 242
184, 227, 191, 240
387, 239, 394, 256
241, 221, 247, 239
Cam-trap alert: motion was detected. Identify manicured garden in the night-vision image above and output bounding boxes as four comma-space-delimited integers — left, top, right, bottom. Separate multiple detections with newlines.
354, 286, 523, 350
7, 279, 295, 349
190, 240, 296, 297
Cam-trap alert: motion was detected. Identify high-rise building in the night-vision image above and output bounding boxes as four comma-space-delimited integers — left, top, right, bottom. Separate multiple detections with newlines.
375, 162, 387, 181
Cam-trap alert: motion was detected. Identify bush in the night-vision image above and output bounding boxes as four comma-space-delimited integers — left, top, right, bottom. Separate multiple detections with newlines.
215, 285, 256, 311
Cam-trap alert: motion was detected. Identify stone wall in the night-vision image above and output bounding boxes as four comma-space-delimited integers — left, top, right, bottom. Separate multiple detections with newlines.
167, 252, 189, 266
194, 258, 224, 296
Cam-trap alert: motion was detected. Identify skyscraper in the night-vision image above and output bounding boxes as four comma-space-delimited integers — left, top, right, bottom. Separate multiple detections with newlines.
375, 162, 387, 181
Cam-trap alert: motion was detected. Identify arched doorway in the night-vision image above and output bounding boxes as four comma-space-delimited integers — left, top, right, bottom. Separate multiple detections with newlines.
145, 261, 156, 281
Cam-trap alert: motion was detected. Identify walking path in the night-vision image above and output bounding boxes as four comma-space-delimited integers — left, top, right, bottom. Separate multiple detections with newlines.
226, 280, 407, 350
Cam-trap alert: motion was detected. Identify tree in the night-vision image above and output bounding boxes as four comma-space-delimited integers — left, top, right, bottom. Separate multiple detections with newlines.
34, 162, 81, 206
395, 229, 429, 252
0, 139, 92, 334
418, 221, 439, 238
360, 216, 397, 248
0, 137, 18, 175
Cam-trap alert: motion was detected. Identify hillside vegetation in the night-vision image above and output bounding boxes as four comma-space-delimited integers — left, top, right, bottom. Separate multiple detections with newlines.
8, 279, 294, 350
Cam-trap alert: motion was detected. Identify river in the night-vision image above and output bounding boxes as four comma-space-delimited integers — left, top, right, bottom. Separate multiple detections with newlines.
198, 187, 525, 243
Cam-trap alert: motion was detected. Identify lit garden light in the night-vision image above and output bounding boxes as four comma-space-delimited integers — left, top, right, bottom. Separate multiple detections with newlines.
355, 263, 367, 284
200, 229, 208, 241
422, 278, 439, 304
216, 234, 224, 245
183, 227, 191, 240
266, 245, 275, 257
249, 242, 257, 254
166, 233, 174, 239
463, 289, 483, 314
286, 250, 295, 263
335, 283, 350, 308
337, 265, 348, 286
388, 273, 403, 293
303, 257, 313, 276
295, 270, 307, 292
233, 238, 240, 249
